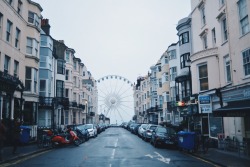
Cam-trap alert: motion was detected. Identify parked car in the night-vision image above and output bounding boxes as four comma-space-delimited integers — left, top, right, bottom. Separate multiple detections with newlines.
138, 124, 148, 137
150, 126, 177, 148
85, 124, 98, 138
142, 124, 158, 142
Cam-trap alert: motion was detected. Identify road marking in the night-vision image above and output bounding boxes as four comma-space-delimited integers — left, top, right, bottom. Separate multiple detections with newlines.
145, 152, 171, 164
1, 150, 51, 167
111, 138, 118, 159
186, 153, 222, 167
154, 152, 171, 164
145, 154, 154, 159
111, 149, 116, 159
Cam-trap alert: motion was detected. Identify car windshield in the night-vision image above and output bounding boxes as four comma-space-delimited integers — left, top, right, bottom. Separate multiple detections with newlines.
150, 126, 157, 130
85, 124, 93, 129
157, 127, 167, 133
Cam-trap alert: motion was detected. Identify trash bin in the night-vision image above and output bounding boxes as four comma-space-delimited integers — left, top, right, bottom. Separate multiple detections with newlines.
178, 131, 196, 152
20, 125, 31, 143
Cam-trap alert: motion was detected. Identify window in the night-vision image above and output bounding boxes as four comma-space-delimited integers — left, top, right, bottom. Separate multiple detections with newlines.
65, 111, 69, 125
243, 48, 250, 76
39, 80, 46, 97
73, 76, 77, 87
170, 67, 177, 81
73, 92, 77, 101
83, 71, 85, 76
56, 80, 64, 97
201, 6, 206, 26
26, 37, 33, 54
168, 50, 176, 60
238, 0, 249, 35
4, 55, 10, 73
6, 0, 12, 5
34, 69, 37, 93
0, 13, 3, 38
198, 64, 208, 91
73, 61, 77, 70
222, 17, 228, 42
165, 72, 169, 82
14, 60, 19, 77
180, 53, 190, 68
25, 67, 32, 91
164, 56, 168, 64
212, 28, 216, 47
65, 89, 69, 97
65, 70, 69, 80
159, 78, 162, 88
65, 51, 70, 62
28, 11, 39, 27
15, 28, 20, 48
6, 20, 12, 42
158, 65, 161, 72
17, 0, 22, 14
224, 55, 232, 82
202, 34, 208, 49
57, 59, 65, 74
219, 0, 225, 7
179, 32, 189, 45
165, 91, 170, 102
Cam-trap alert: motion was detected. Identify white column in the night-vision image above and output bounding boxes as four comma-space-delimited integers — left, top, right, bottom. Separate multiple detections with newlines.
11, 96, 14, 119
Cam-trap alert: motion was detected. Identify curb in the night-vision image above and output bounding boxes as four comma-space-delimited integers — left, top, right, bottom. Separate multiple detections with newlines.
190, 153, 226, 167
0, 147, 52, 165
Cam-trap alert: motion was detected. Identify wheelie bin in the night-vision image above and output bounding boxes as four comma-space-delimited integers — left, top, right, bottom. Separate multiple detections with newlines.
177, 131, 196, 152
20, 125, 31, 143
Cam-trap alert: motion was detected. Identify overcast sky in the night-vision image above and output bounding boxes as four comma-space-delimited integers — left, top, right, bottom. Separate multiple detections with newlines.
34, 0, 191, 83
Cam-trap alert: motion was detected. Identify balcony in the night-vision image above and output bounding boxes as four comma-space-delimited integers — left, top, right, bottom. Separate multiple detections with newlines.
88, 111, 95, 117
79, 104, 85, 110
146, 105, 162, 114
70, 101, 78, 108
56, 97, 69, 109
39, 97, 54, 108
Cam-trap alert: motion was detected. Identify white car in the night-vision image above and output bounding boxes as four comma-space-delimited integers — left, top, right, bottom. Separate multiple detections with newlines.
138, 124, 148, 137
85, 124, 97, 138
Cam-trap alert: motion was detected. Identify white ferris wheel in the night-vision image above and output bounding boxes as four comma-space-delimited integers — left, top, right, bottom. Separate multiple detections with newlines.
96, 75, 135, 125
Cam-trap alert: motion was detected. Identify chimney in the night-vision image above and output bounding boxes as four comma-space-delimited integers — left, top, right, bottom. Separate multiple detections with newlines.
41, 19, 51, 35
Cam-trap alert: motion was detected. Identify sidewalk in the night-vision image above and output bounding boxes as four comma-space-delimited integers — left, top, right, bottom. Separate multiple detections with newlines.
192, 148, 250, 167
0, 143, 51, 165
1, 143, 250, 166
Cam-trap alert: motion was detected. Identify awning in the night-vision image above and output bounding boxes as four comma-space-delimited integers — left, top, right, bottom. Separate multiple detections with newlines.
213, 99, 250, 117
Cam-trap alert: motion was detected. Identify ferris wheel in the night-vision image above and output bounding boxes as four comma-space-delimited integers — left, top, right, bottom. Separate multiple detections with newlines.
96, 75, 135, 125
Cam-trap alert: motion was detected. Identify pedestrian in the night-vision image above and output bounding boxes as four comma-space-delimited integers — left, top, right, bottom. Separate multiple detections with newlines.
11, 118, 22, 154
0, 119, 7, 161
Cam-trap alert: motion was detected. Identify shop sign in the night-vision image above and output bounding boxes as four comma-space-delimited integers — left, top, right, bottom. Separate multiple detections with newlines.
198, 95, 212, 114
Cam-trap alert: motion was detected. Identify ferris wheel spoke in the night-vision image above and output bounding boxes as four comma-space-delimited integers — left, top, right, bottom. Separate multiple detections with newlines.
118, 105, 133, 117
119, 102, 134, 109
119, 100, 134, 102
100, 79, 112, 95
116, 80, 126, 96
115, 108, 124, 123
98, 88, 110, 98
119, 94, 134, 100
113, 77, 119, 95
118, 85, 133, 97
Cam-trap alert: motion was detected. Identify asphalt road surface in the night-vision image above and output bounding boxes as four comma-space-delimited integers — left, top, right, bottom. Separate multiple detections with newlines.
7, 127, 219, 167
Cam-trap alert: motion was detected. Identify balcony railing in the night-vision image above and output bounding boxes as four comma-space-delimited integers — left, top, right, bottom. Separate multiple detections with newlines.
79, 104, 85, 110
56, 97, 69, 108
39, 97, 54, 108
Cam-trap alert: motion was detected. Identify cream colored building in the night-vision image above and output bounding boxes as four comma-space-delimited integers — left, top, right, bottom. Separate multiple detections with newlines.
190, 0, 250, 142
0, 0, 42, 139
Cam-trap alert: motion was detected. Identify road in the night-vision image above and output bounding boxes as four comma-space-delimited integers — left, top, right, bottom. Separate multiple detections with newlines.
7, 127, 219, 167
